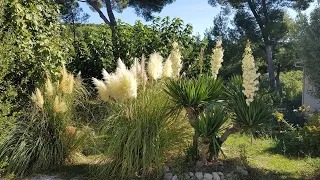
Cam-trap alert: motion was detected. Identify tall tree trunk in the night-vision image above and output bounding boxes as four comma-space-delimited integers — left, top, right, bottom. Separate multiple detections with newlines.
266, 44, 276, 89
104, 0, 117, 26
103, 0, 118, 62
248, 0, 276, 89
86, 0, 111, 25
275, 63, 283, 104
86, 0, 118, 62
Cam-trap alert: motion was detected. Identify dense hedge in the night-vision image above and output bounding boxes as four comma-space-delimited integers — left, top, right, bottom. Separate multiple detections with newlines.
1, 0, 72, 100
66, 17, 205, 80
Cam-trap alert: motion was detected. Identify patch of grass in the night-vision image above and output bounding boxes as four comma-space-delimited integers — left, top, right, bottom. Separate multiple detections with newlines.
19, 133, 320, 180
223, 133, 320, 179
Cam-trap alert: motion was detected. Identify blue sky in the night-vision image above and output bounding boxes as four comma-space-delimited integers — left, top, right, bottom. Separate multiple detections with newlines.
79, 0, 318, 37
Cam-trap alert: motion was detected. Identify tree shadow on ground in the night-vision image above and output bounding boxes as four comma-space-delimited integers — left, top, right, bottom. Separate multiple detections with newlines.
263, 140, 307, 158
45, 162, 163, 180
168, 156, 317, 180
22, 155, 320, 180
263, 133, 319, 159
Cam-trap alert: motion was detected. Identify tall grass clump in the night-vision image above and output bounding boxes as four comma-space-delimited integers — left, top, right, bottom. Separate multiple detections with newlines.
0, 66, 89, 176
94, 83, 191, 179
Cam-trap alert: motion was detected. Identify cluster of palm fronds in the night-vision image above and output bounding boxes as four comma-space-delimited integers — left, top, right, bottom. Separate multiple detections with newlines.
165, 75, 272, 162
163, 39, 272, 163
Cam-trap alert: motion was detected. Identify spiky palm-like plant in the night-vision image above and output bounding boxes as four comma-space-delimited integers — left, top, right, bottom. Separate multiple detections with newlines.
164, 75, 223, 155
195, 106, 228, 161
223, 76, 272, 144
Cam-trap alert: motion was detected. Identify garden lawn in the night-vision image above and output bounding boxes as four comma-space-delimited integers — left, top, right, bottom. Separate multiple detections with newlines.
223, 133, 320, 180
26, 133, 320, 180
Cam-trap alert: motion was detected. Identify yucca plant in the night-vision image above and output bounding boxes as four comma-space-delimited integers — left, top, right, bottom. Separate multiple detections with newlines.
94, 83, 190, 179
165, 75, 223, 126
164, 75, 223, 158
223, 76, 272, 144
0, 66, 89, 176
195, 106, 228, 162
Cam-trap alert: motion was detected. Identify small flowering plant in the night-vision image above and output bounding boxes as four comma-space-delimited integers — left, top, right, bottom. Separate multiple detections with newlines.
272, 111, 295, 133
225, 75, 272, 144
298, 104, 311, 112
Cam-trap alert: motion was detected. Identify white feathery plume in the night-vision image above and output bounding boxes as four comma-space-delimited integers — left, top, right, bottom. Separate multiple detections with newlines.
92, 77, 109, 101
147, 52, 163, 80
162, 56, 173, 78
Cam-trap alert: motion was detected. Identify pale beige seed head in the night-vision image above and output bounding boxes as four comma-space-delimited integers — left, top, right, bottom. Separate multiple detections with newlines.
31, 88, 44, 109
92, 77, 109, 101
59, 65, 74, 94
66, 74, 74, 94
54, 96, 67, 113
45, 78, 54, 97
147, 52, 163, 80
107, 62, 138, 100
162, 57, 173, 78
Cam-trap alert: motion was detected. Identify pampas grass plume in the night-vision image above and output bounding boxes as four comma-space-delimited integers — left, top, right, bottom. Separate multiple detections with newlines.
147, 52, 163, 80
162, 56, 173, 78
31, 88, 44, 109
60, 65, 74, 94
107, 65, 138, 100
54, 96, 67, 113
92, 78, 109, 101
45, 78, 54, 97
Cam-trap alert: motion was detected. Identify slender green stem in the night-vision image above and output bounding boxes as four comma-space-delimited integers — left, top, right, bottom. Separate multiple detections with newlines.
250, 130, 253, 145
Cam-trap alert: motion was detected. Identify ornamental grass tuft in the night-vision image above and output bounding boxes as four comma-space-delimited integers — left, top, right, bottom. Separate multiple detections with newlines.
0, 66, 89, 176
93, 83, 191, 179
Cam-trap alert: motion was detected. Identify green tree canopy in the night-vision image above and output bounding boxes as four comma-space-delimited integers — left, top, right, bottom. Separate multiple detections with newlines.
299, 7, 320, 98
208, 0, 314, 88
57, 0, 176, 27
1, 0, 71, 101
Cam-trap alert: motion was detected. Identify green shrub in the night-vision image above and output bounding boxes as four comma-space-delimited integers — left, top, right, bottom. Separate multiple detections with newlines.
67, 17, 203, 80
164, 75, 223, 160
0, 33, 16, 145
94, 83, 191, 179
1, 0, 72, 101
164, 75, 223, 127
275, 114, 320, 157
68, 24, 114, 80
280, 70, 303, 107
0, 29, 16, 178
0, 66, 89, 176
